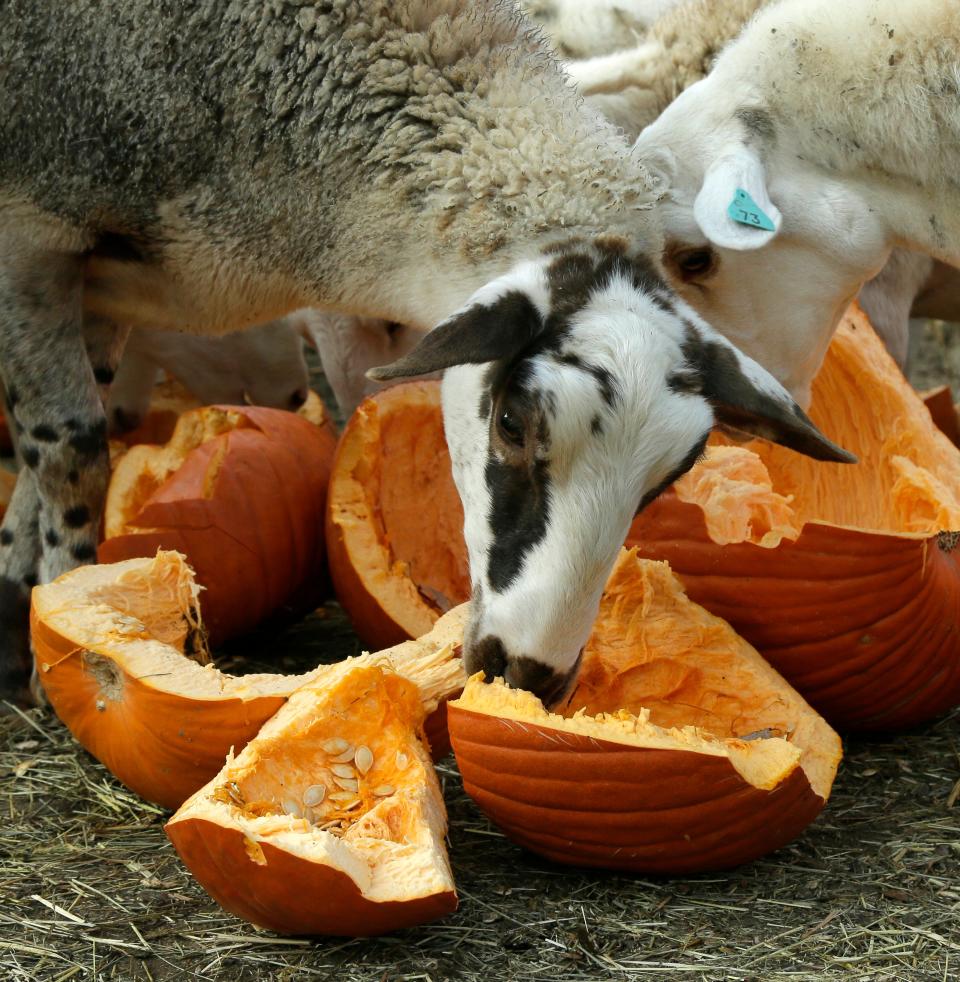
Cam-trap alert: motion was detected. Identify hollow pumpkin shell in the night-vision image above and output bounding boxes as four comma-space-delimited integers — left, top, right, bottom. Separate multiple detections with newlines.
30, 551, 466, 810
325, 380, 469, 650
449, 550, 841, 873
628, 307, 960, 731
100, 404, 337, 645
167, 660, 456, 935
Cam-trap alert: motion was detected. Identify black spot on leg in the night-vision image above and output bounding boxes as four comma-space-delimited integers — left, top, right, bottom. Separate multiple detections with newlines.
44, 528, 61, 547
63, 505, 91, 528
20, 445, 39, 469
67, 470, 79, 485
590, 415, 604, 436
71, 541, 97, 562
22, 573, 37, 589
0, 529, 13, 546
5, 387, 18, 412
30, 424, 58, 442
93, 366, 115, 386
68, 419, 108, 460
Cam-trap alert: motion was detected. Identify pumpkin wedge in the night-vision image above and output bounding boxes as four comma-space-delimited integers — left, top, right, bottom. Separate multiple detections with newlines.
167, 659, 457, 936
326, 380, 470, 649
100, 404, 337, 645
628, 306, 960, 730
449, 550, 841, 873
31, 551, 466, 810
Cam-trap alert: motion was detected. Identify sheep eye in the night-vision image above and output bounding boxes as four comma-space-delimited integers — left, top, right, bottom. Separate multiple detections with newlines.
673, 247, 717, 282
497, 409, 525, 448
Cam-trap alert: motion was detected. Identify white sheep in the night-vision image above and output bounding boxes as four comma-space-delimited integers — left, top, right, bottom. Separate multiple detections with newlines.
519, 0, 680, 59
628, 0, 960, 406
107, 318, 311, 433
1, 0, 849, 707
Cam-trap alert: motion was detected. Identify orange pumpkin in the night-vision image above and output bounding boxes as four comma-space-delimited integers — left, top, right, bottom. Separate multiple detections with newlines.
326, 306, 960, 731
326, 380, 469, 649
449, 550, 841, 873
100, 403, 337, 645
31, 551, 466, 810
627, 307, 960, 730
166, 659, 457, 936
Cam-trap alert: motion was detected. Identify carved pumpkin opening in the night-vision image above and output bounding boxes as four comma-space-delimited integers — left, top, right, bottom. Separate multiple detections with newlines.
449, 549, 841, 874
166, 660, 457, 936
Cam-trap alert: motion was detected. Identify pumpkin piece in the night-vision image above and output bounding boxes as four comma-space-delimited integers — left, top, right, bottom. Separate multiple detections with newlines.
449, 550, 841, 874
166, 660, 457, 936
31, 551, 467, 810
628, 305, 960, 730
109, 377, 332, 452
921, 385, 960, 448
0, 467, 15, 520
99, 403, 337, 645
326, 380, 470, 649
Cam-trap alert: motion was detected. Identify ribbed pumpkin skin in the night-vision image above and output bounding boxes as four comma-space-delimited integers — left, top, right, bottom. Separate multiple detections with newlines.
627, 496, 960, 731
166, 815, 457, 936
449, 708, 824, 873
30, 607, 286, 810
99, 407, 336, 645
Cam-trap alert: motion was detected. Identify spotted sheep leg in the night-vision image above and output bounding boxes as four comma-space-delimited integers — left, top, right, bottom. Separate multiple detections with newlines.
0, 240, 123, 705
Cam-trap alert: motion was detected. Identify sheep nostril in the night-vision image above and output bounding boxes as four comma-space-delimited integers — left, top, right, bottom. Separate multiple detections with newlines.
288, 387, 308, 409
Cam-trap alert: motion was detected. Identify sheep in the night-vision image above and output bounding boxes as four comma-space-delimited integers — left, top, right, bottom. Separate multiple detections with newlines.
0, 0, 849, 707
557, 0, 959, 369
629, 0, 960, 408
107, 318, 311, 434
518, 0, 680, 59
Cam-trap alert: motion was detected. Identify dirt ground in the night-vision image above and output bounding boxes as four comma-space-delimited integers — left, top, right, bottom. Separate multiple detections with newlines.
1, 322, 959, 982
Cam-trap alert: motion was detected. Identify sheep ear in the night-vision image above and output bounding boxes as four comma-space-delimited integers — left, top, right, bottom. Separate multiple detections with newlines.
679, 325, 855, 463
693, 145, 782, 251
366, 291, 543, 381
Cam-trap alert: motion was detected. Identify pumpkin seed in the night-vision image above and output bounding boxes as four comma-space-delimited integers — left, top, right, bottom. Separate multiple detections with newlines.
373, 784, 395, 797
330, 746, 357, 764
331, 763, 355, 779
354, 745, 374, 774
395, 751, 409, 770
334, 775, 359, 792
321, 738, 350, 755
282, 798, 303, 819
303, 784, 326, 807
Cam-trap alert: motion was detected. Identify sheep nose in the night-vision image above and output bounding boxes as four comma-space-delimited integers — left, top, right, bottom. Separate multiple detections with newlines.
504, 650, 583, 709
467, 635, 508, 682
466, 635, 583, 709
288, 387, 308, 410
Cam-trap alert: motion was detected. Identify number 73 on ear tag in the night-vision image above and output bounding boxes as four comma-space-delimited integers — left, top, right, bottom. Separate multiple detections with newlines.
727, 188, 776, 231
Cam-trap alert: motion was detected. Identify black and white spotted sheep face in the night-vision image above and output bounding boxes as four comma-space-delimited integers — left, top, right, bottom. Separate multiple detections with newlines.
370, 241, 854, 706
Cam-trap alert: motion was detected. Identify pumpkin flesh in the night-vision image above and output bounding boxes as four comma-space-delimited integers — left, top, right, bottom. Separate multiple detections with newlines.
449, 551, 841, 873
326, 381, 470, 649
166, 660, 457, 936
628, 306, 960, 729
31, 551, 467, 810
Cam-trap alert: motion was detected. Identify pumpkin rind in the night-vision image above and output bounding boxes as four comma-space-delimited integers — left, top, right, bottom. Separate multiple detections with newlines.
100, 405, 337, 645
448, 552, 840, 874
450, 708, 824, 873
31, 552, 466, 810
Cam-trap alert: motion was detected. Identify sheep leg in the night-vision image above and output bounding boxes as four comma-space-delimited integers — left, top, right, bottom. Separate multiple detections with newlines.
0, 248, 111, 705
